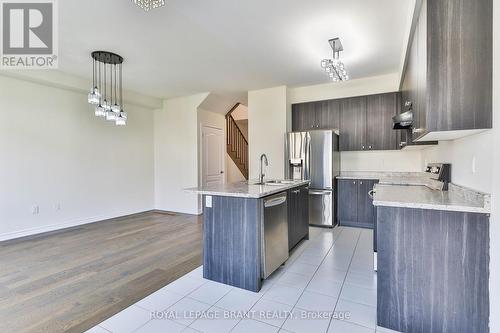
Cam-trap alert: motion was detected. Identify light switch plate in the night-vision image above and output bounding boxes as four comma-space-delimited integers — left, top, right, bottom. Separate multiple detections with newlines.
205, 196, 212, 208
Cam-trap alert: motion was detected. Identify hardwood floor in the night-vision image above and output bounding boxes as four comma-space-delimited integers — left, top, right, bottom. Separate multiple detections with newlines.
0, 211, 203, 333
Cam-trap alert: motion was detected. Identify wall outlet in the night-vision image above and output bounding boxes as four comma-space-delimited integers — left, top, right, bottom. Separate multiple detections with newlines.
32, 205, 39, 215
54, 203, 61, 211
205, 196, 212, 208
472, 156, 476, 174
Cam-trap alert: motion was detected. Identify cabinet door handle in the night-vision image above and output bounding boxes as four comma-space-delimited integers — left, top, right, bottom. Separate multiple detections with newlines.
368, 145, 372, 150
353, 181, 356, 185
360, 181, 363, 185
362, 146, 365, 150
292, 189, 300, 194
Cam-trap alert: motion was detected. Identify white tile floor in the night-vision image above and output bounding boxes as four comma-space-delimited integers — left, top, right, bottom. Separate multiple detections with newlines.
87, 226, 400, 333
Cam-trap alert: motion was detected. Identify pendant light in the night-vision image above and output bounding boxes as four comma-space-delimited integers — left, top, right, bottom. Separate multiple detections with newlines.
88, 51, 126, 126
320, 38, 349, 82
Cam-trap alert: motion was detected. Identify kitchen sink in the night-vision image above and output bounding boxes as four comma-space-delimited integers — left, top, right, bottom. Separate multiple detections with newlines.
246, 180, 296, 186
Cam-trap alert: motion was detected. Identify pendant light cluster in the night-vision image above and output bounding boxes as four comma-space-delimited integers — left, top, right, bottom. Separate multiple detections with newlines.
320, 38, 349, 82
87, 51, 127, 126
133, 0, 165, 12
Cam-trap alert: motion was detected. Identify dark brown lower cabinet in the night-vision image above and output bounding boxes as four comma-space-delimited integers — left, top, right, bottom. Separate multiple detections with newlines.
377, 207, 489, 333
338, 179, 378, 229
287, 185, 309, 250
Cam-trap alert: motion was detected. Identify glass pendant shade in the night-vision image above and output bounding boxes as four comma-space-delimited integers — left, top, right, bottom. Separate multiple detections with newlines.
106, 110, 118, 121
115, 112, 127, 126
87, 88, 100, 105
111, 104, 121, 113
95, 105, 106, 117
115, 117, 126, 126
102, 100, 111, 111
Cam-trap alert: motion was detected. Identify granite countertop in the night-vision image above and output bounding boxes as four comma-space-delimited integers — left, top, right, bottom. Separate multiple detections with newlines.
337, 171, 444, 190
373, 183, 491, 214
185, 180, 310, 199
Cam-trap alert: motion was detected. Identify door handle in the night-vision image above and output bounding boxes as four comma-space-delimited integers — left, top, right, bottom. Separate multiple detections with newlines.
309, 190, 332, 196
368, 190, 375, 199
264, 196, 287, 208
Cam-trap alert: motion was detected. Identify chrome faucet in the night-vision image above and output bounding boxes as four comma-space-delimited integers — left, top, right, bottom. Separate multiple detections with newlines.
259, 154, 269, 184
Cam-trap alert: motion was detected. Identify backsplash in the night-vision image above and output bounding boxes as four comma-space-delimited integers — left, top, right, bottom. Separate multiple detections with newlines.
341, 150, 423, 172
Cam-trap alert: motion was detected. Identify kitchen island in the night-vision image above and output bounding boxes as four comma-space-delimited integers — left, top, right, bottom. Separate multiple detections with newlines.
187, 180, 309, 292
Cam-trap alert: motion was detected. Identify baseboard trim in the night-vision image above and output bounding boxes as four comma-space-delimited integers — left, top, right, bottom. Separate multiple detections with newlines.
0, 208, 154, 242
152, 209, 200, 217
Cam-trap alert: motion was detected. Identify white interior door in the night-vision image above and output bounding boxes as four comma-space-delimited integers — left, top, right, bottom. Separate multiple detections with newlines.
202, 126, 225, 186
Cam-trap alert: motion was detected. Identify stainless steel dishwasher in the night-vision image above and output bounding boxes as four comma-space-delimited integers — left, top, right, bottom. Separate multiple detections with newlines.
261, 192, 289, 279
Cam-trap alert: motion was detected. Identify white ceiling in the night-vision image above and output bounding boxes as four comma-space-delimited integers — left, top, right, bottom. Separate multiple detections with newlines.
59, 0, 413, 99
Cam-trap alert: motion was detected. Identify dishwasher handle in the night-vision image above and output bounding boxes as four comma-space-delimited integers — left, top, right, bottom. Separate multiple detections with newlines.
309, 190, 332, 196
264, 195, 287, 208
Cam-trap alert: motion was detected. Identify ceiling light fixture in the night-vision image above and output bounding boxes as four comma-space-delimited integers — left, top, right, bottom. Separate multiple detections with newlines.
133, 0, 165, 12
88, 51, 127, 126
320, 38, 349, 82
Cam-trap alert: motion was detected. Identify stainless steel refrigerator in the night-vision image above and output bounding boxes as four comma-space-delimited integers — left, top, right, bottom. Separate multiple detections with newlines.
285, 130, 340, 227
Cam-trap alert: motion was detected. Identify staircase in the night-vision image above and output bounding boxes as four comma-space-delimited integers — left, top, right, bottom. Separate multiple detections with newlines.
226, 104, 249, 179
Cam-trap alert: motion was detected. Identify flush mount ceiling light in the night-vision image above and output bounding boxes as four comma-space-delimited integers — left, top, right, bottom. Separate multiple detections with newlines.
87, 51, 127, 126
133, 0, 165, 12
320, 38, 349, 82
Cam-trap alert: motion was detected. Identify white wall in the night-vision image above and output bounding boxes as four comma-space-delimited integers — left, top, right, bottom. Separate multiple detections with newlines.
341, 150, 423, 173
226, 155, 245, 183
154, 93, 208, 215
0, 75, 155, 240
490, 0, 499, 330
248, 86, 288, 179
421, 131, 493, 193
288, 73, 400, 104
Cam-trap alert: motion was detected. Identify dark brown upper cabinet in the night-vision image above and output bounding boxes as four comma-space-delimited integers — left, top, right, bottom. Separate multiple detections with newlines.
292, 99, 340, 131
292, 92, 401, 151
340, 93, 401, 151
366, 93, 400, 150
340, 96, 367, 151
401, 0, 492, 142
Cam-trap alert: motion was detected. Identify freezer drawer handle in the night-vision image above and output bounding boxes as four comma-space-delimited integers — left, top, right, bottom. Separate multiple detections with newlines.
264, 196, 287, 208
309, 190, 332, 196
